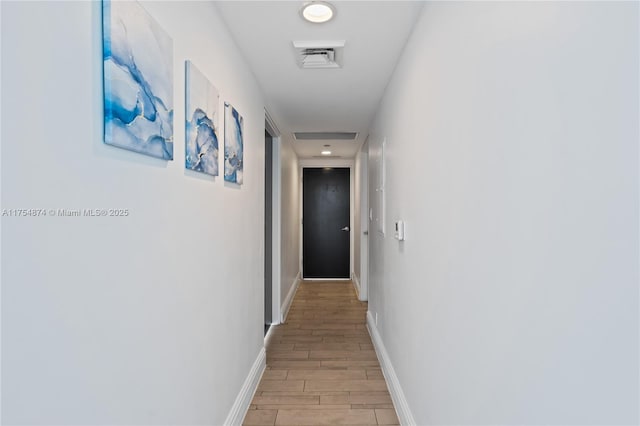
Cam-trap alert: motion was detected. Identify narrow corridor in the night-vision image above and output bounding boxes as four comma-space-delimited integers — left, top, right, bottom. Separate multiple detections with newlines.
243, 281, 399, 425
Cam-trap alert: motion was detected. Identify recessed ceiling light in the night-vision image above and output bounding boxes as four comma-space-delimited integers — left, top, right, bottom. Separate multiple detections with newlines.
301, 2, 335, 24
321, 150, 332, 155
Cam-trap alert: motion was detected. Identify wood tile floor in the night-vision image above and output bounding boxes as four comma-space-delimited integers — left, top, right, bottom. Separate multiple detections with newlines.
243, 281, 399, 426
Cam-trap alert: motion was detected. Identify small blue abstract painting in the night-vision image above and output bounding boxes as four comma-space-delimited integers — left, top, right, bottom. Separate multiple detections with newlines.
185, 61, 219, 176
224, 102, 244, 184
103, 0, 174, 160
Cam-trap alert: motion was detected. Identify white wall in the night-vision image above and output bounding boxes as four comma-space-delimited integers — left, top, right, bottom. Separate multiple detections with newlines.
1, 1, 266, 424
366, 2, 639, 424
279, 135, 301, 312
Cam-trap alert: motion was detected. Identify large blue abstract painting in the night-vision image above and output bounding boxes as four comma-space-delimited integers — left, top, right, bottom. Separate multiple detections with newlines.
185, 61, 219, 176
103, 0, 174, 160
224, 102, 244, 184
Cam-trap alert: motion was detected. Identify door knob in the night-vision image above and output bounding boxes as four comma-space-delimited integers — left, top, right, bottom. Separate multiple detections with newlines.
341, 226, 350, 231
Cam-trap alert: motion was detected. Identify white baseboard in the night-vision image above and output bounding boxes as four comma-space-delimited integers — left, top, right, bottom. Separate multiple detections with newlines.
224, 347, 266, 425
281, 272, 301, 323
367, 311, 416, 426
351, 272, 362, 300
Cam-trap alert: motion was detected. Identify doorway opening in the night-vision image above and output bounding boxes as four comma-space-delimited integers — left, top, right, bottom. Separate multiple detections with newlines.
264, 129, 274, 335
264, 111, 282, 336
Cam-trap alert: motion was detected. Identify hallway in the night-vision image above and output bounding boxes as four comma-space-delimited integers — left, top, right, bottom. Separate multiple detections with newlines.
244, 282, 398, 425
2, 1, 638, 424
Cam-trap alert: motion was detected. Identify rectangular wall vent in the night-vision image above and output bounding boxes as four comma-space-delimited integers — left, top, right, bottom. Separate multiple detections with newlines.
294, 132, 358, 141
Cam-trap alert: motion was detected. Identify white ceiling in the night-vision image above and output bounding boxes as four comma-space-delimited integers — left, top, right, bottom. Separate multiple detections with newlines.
216, 1, 424, 159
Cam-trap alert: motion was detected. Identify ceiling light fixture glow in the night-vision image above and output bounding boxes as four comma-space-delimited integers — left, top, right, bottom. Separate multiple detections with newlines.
321, 150, 332, 155
301, 2, 335, 24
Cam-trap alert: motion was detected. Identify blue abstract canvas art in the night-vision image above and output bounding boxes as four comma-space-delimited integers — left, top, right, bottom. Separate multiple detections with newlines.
224, 102, 244, 184
103, 0, 174, 160
185, 61, 219, 176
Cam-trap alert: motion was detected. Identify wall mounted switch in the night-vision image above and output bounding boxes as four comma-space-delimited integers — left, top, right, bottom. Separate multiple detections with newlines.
394, 220, 405, 241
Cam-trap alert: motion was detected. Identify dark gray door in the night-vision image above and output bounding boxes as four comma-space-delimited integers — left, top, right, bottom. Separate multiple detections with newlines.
303, 168, 350, 279
264, 130, 272, 334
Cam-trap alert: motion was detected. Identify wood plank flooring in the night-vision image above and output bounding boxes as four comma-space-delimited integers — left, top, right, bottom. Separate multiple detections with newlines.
243, 281, 399, 426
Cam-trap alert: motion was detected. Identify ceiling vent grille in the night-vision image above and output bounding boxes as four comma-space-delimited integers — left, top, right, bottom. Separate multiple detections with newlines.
293, 40, 345, 69
294, 132, 358, 141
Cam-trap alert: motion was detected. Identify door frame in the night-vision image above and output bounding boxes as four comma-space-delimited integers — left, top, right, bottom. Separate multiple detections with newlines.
299, 159, 355, 281
265, 110, 282, 327
357, 142, 369, 301
264, 129, 273, 332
